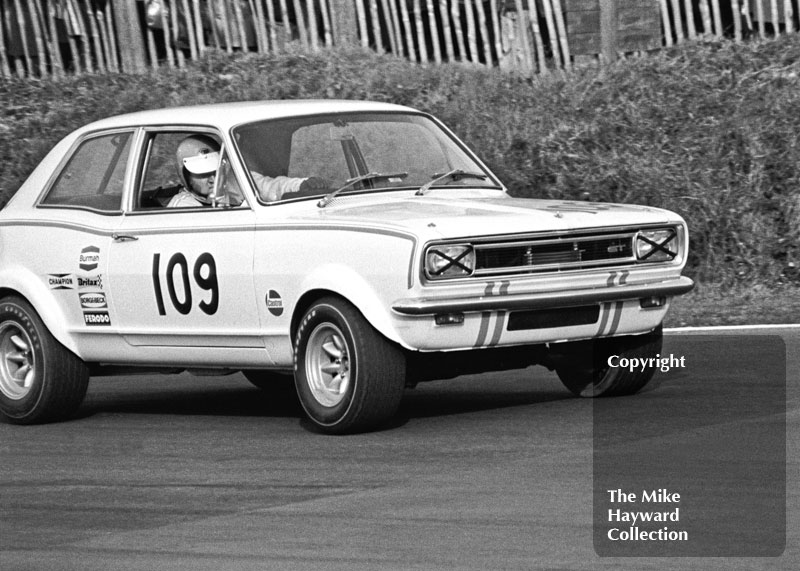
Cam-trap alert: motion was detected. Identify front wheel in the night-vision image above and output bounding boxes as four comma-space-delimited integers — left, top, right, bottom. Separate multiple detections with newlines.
0, 296, 89, 424
294, 297, 405, 434
554, 326, 663, 397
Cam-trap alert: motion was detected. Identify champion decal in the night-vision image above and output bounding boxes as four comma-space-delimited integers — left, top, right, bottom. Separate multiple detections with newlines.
48, 273, 75, 290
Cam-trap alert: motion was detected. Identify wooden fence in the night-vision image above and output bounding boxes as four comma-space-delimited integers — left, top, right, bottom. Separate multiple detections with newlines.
1, 0, 799, 79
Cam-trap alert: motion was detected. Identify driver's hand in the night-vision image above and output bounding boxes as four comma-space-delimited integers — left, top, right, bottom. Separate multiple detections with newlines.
299, 177, 331, 192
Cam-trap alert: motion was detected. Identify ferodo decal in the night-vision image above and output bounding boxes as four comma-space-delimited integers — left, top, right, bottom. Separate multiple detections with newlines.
48, 273, 75, 290
266, 290, 284, 316
79, 245, 101, 271
77, 274, 103, 289
83, 310, 111, 326
79, 292, 107, 309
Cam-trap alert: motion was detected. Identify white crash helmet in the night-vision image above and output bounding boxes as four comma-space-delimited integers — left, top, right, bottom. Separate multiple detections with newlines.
176, 135, 220, 191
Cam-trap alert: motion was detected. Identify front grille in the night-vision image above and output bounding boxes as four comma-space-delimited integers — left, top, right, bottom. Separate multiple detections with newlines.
474, 233, 635, 277
507, 305, 600, 331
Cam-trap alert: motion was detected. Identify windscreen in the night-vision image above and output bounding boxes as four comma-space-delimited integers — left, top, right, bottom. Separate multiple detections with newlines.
233, 112, 498, 202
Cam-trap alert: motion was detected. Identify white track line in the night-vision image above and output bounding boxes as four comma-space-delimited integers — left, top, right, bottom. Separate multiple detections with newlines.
666, 324, 800, 333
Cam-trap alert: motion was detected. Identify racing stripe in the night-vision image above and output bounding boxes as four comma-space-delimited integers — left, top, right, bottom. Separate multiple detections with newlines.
483, 283, 495, 297
499, 281, 510, 296
596, 302, 612, 336
607, 301, 624, 335
474, 311, 492, 347
488, 311, 506, 346
606, 272, 617, 287
619, 270, 629, 285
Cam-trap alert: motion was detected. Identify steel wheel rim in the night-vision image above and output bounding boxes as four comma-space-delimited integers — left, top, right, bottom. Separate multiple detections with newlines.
305, 323, 350, 407
0, 321, 36, 400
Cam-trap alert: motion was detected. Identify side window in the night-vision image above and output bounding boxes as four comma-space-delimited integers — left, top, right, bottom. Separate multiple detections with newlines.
137, 131, 241, 209
41, 131, 132, 212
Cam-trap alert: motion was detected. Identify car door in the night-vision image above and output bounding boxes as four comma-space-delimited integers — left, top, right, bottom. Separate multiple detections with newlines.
106, 128, 265, 367
33, 128, 135, 359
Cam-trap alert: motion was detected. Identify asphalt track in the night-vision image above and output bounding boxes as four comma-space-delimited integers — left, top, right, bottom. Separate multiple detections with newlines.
1, 328, 797, 570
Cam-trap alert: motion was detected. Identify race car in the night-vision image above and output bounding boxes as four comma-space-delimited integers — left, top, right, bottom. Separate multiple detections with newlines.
0, 100, 693, 433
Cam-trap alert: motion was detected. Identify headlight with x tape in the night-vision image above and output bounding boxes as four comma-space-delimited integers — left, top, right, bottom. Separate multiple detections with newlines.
635, 228, 679, 263
425, 244, 475, 279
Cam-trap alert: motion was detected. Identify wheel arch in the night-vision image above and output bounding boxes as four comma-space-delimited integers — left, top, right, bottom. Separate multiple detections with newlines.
0, 271, 81, 356
291, 280, 407, 350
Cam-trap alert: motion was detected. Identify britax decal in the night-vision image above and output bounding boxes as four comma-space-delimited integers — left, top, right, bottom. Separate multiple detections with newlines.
79, 245, 100, 271
79, 292, 107, 309
48, 274, 75, 290
77, 274, 103, 289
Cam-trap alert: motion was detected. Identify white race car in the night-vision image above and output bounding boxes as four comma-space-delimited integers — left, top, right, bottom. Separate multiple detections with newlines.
0, 100, 693, 433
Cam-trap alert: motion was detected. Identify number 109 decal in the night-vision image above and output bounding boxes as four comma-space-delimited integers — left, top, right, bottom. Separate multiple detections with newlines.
152, 252, 219, 316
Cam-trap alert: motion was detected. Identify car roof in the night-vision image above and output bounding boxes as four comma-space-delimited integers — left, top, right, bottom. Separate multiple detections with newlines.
79, 100, 418, 133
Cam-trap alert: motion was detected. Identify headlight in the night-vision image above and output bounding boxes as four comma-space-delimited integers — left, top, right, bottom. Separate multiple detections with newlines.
635, 228, 679, 262
425, 244, 475, 279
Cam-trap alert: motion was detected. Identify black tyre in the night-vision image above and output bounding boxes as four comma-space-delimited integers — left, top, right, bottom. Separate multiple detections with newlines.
294, 297, 405, 434
243, 370, 294, 391
555, 326, 663, 397
0, 296, 89, 424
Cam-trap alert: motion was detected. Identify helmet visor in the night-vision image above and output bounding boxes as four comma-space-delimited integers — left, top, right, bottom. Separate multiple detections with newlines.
183, 151, 220, 175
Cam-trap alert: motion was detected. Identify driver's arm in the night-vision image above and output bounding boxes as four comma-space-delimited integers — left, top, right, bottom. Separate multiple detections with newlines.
252, 171, 305, 202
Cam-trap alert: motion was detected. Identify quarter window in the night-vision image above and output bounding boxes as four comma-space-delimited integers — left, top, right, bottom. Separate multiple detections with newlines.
42, 131, 133, 212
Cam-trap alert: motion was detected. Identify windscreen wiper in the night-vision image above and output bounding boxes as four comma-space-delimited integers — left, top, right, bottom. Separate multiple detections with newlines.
317, 172, 408, 208
415, 169, 488, 196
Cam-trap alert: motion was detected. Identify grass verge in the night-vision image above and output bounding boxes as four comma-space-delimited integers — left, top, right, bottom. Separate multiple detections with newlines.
1, 37, 798, 325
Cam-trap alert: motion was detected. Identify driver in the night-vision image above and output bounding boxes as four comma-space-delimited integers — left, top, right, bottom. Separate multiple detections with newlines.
170, 134, 332, 207
169, 135, 222, 208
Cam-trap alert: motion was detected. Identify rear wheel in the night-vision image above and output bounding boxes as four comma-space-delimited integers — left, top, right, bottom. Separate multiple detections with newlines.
0, 296, 89, 424
294, 297, 405, 434
554, 326, 663, 397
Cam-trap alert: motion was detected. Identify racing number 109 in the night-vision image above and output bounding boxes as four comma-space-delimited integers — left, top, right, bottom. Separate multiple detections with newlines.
152, 252, 219, 316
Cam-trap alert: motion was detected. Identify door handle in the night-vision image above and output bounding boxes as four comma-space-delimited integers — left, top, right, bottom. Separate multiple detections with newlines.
112, 233, 139, 242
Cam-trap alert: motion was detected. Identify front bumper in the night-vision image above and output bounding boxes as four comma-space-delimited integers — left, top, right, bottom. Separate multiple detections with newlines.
392, 276, 694, 316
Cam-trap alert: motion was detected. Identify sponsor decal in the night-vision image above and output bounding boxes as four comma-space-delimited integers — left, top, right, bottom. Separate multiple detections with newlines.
266, 290, 284, 316
79, 292, 107, 309
48, 273, 75, 290
83, 310, 111, 326
79, 245, 101, 271
77, 274, 103, 290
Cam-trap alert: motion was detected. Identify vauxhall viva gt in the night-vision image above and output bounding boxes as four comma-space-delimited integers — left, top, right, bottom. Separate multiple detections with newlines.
0, 100, 693, 433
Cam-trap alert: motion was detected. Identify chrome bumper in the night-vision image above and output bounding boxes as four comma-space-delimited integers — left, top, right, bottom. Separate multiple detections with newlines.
392, 276, 694, 316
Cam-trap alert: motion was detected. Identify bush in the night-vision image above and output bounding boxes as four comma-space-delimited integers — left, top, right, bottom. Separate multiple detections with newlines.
1, 36, 799, 284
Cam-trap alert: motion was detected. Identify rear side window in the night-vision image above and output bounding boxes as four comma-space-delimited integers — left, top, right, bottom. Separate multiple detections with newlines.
41, 131, 133, 212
